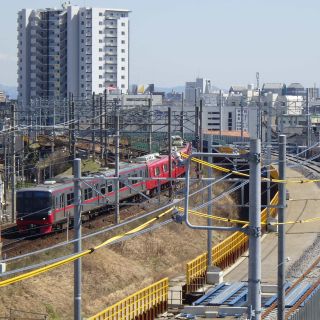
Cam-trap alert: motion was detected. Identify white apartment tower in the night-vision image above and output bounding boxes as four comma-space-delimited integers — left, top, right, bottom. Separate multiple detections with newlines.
17, 5, 130, 107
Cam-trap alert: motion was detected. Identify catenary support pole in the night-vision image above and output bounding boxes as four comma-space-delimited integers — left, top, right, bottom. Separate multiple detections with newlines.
199, 99, 203, 175
219, 90, 222, 140
99, 96, 103, 159
115, 99, 120, 224
248, 139, 261, 320
51, 100, 55, 154
241, 96, 244, 142
11, 104, 16, 223
92, 92, 96, 160
207, 135, 213, 267
104, 90, 108, 167
148, 97, 153, 154
168, 106, 173, 199
278, 134, 286, 320
266, 101, 272, 223
306, 91, 311, 157
180, 92, 184, 139
73, 158, 82, 320
71, 97, 76, 160
195, 105, 200, 179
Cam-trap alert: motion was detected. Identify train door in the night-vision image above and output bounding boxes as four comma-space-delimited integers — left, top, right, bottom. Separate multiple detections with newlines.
100, 184, 106, 205
60, 193, 65, 218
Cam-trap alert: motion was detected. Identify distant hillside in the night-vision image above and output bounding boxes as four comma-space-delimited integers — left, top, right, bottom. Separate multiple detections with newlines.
0, 84, 17, 99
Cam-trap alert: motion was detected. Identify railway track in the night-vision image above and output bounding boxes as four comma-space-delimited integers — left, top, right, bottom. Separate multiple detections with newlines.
0, 177, 190, 260
271, 151, 320, 176
262, 254, 320, 319
0, 193, 173, 259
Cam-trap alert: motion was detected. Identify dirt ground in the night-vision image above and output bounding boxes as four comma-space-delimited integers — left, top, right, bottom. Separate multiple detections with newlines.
0, 183, 238, 319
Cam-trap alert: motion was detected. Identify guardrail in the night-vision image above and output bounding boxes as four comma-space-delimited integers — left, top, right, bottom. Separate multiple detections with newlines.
184, 169, 279, 294
88, 278, 168, 320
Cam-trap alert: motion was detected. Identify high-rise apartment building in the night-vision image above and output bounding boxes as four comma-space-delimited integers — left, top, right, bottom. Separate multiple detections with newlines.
17, 5, 130, 108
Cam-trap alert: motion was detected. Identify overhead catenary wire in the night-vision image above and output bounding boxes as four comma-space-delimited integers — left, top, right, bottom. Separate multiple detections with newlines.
185, 207, 320, 226
181, 153, 320, 184
0, 207, 174, 287
1, 219, 172, 278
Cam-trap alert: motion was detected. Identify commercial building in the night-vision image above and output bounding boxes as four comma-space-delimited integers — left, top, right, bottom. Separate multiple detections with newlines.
185, 78, 212, 105
0, 91, 6, 103
17, 4, 130, 108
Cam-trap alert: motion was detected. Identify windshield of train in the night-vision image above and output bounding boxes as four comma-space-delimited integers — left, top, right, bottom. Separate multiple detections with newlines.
17, 191, 52, 217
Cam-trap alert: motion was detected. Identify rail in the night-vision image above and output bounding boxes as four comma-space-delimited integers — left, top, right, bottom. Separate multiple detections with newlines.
88, 278, 168, 320
185, 169, 279, 293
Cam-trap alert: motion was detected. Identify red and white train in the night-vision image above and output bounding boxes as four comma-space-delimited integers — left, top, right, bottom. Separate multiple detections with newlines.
16, 138, 191, 234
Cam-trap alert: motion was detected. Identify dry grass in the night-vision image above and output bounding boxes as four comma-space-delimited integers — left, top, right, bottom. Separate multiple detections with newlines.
0, 177, 239, 319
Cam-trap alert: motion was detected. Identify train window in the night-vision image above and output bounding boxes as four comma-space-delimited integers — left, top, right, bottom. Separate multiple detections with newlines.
17, 191, 52, 214
101, 185, 106, 195
107, 184, 113, 193
67, 193, 74, 205
163, 164, 168, 172
60, 194, 65, 208
155, 167, 161, 176
84, 188, 93, 200
119, 181, 126, 189
131, 174, 138, 184
95, 184, 99, 195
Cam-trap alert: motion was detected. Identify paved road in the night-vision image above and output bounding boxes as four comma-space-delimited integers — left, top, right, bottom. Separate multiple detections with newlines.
225, 167, 320, 284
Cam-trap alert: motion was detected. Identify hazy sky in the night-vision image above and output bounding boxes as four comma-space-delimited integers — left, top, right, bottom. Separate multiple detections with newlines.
1, 0, 320, 88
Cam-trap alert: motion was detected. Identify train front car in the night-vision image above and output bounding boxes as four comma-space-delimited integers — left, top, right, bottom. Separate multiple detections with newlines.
16, 188, 54, 234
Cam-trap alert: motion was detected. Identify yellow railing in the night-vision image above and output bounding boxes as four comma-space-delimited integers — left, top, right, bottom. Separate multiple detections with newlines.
186, 169, 280, 288
88, 278, 168, 320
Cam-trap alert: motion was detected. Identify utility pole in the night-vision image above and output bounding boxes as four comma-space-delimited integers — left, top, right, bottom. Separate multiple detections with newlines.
92, 92, 96, 160
180, 92, 184, 139
11, 104, 16, 223
278, 135, 286, 320
248, 139, 261, 320
73, 158, 82, 320
148, 97, 153, 154
114, 99, 120, 224
168, 106, 173, 199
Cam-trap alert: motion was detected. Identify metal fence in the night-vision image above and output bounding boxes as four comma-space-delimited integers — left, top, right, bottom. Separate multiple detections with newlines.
288, 286, 320, 320
88, 278, 168, 320
184, 169, 279, 293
